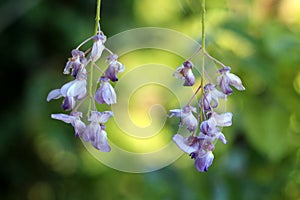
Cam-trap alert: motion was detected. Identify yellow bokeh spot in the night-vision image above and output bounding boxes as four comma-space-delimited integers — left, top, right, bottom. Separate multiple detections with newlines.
279, 0, 300, 27
134, 0, 180, 25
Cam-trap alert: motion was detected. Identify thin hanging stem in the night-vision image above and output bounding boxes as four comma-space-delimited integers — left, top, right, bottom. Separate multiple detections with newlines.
199, 0, 206, 123
204, 52, 227, 68
87, 0, 102, 117
94, 0, 102, 35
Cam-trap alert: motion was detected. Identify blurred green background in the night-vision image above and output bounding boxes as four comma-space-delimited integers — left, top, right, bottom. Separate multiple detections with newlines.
1, 0, 300, 199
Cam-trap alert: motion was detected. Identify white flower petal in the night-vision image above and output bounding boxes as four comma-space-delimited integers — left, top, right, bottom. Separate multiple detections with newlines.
60, 80, 76, 97
169, 109, 182, 118
51, 113, 75, 123
172, 134, 198, 154
212, 112, 232, 127
227, 73, 245, 91
67, 80, 87, 98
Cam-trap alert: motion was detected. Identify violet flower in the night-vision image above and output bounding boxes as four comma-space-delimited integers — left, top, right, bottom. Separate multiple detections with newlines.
90, 32, 107, 62
206, 111, 233, 127
105, 54, 125, 82
202, 83, 226, 110
94, 77, 117, 105
193, 150, 214, 172
63, 49, 87, 78
173, 61, 195, 86
82, 111, 113, 152
47, 78, 87, 111
169, 105, 198, 132
51, 112, 86, 138
217, 66, 245, 95
173, 134, 215, 172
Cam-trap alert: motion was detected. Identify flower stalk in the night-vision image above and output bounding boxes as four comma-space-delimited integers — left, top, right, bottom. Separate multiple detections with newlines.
47, 0, 124, 152
170, 0, 245, 172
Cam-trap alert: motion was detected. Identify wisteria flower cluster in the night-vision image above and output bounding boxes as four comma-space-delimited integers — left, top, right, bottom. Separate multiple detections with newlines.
47, 29, 124, 152
170, 58, 245, 172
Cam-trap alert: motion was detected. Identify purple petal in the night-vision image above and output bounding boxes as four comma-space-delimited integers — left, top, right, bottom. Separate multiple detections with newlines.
217, 75, 232, 95
94, 87, 105, 104
194, 151, 214, 172
61, 97, 75, 111
82, 122, 100, 142
102, 82, 117, 105
183, 69, 195, 86
105, 66, 118, 82
51, 113, 75, 123
91, 129, 111, 152
218, 133, 227, 144
47, 89, 62, 101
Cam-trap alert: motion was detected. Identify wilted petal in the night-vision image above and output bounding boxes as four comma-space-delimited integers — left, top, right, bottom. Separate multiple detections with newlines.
172, 134, 198, 154
173, 65, 185, 80
47, 89, 62, 102
194, 151, 214, 172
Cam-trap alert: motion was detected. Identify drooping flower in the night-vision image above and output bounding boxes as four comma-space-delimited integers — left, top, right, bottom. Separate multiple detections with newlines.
206, 111, 233, 127
173, 61, 195, 86
217, 66, 245, 95
199, 124, 227, 144
172, 134, 199, 154
90, 31, 107, 62
47, 78, 87, 111
193, 150, 214, 172
63, 49, 87, 78
105, 54, 125, 82
51, 112, 86, 138
202, 83, 226, 110
82, 111, 113, 152
169, 105, 198, 132
173, 134, 215, 172
94, 77, 117, 105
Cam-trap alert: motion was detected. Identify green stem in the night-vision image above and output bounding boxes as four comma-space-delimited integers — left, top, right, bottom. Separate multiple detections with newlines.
94, 0, 101, 35
199, 0, 206, 123
88, 0, 102, 117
